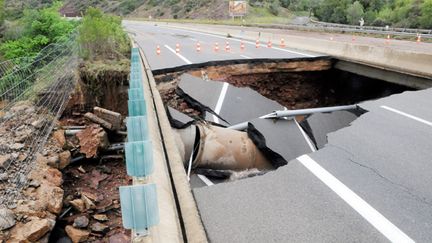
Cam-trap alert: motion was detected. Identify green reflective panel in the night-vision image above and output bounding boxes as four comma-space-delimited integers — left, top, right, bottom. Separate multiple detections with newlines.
127, 116, 149, 141
128, 88, 145, 101
125, 141, 153, 177
119, 184, 159, 230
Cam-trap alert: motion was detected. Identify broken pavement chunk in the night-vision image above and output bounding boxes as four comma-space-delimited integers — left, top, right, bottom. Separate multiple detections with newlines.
300, 110, 360, 149
177, 74, 283, 125
247, 118, 313, 168
167, 106, 194, 128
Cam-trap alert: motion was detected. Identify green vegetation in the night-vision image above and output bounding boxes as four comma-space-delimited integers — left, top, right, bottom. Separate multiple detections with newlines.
77, 7, 130, 60
0, 3, 76, 60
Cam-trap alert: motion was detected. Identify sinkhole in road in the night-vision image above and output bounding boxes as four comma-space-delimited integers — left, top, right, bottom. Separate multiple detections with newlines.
154, 57, 416, 183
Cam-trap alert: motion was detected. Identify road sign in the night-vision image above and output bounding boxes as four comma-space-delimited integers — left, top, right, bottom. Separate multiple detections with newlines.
229, 1, 247, 17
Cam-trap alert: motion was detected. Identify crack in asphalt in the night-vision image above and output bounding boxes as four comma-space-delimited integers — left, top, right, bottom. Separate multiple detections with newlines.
330, 144, 432, 207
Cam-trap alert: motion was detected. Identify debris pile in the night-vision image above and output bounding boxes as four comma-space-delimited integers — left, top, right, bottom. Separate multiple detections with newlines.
0, 104, 130, 242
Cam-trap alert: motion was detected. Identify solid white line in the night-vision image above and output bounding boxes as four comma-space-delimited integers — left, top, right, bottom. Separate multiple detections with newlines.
381, 105, 432, 127
164, 44, 193, 64
197, 174, 214, 186
212, 82, 229, 123
297, 155, 415, 243
160, 26, 315, 57
240, 54, 252, 59
294, 119, 316, 152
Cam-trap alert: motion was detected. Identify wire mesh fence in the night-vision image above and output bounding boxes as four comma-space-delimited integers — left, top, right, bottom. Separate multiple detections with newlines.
0, 35, 79, 208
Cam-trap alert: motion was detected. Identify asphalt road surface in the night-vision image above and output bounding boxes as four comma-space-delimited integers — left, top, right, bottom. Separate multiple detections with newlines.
123, 21, 322, 70
126, 21, 432, 242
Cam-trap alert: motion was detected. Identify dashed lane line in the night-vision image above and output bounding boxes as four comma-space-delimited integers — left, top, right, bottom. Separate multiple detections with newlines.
164, 44, 193, 64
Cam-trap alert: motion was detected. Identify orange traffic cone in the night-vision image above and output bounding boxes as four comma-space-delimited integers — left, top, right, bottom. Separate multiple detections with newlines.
214, 42, 219, 52
267, 39, 272, 48
256, 39, 260, 48
196, 42, 201, 52
156, 45, 161, 55
240, 41, 245, 51
280, 38, 285, 48
330, 36, 334, 41
352, 35, 356, 42
386, 34, 391, 44
225, 41, 230, 52
175, 43, 180, 53
417, 34, 421, 44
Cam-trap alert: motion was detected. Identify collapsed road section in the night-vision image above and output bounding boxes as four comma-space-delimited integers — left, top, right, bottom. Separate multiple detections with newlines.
119, 47, 430, 242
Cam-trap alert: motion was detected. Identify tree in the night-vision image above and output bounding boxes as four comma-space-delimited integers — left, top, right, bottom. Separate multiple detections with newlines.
269, 0, 281, 15
346, 1, 364, 25
0, 0, 4, 26
419, 0, 432, 28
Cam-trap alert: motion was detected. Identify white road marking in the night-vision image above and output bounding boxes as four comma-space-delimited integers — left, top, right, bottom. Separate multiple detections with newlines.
212, 82, 229, 123
164, 44, 193, 64
381, 105, 432, 127
160, 26, 315, 57
240, 54, 252, 59
297, 155, 415, 243
197, 174, 214, 186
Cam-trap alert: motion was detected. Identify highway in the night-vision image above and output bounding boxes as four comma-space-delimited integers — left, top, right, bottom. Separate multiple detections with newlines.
126, 20, 432, 242
124, 21, 322, 70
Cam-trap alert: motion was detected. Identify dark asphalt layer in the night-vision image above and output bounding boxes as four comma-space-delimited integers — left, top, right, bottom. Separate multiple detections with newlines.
126, 21, 432, 242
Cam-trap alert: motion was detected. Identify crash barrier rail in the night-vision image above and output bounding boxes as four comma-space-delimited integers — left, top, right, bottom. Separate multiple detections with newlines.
119, 47, 159, 236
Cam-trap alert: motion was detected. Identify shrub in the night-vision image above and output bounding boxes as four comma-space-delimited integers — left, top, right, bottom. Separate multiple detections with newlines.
77, 7, 130, 61
0, 3, 76, 60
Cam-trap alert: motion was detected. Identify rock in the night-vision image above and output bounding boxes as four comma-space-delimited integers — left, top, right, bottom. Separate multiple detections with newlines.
31, 119, 44, 129
92, 214, 108, 222
70, 199, 86, 212
28, 179, 41, 188
0, 208, 16, 230
12, 218, 55, 242
46, 187, 64, 214
47, 155, 60, 168
53, 130, 66, 148
10, 143, 25, 150
44, 168, 63, 186
90, 222, 109, 233
81, 195, 96, 210
0, 154, 11, 169
65, 225, 90, 243
76, 125, 109, 158
77, 166, 86, 173
0, 172, 8, 181
109, 233, 131, 243
58, 151, 71, 169
73, 216, 89, 228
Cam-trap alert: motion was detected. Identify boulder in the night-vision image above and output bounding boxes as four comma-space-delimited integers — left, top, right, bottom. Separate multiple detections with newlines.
65, 225, 90, 243
11, 218, 55, 242
0, 208, 16, 230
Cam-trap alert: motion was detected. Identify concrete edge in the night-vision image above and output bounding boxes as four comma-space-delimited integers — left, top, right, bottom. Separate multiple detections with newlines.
137, 43, 209, 243
130, 42, 184, 242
